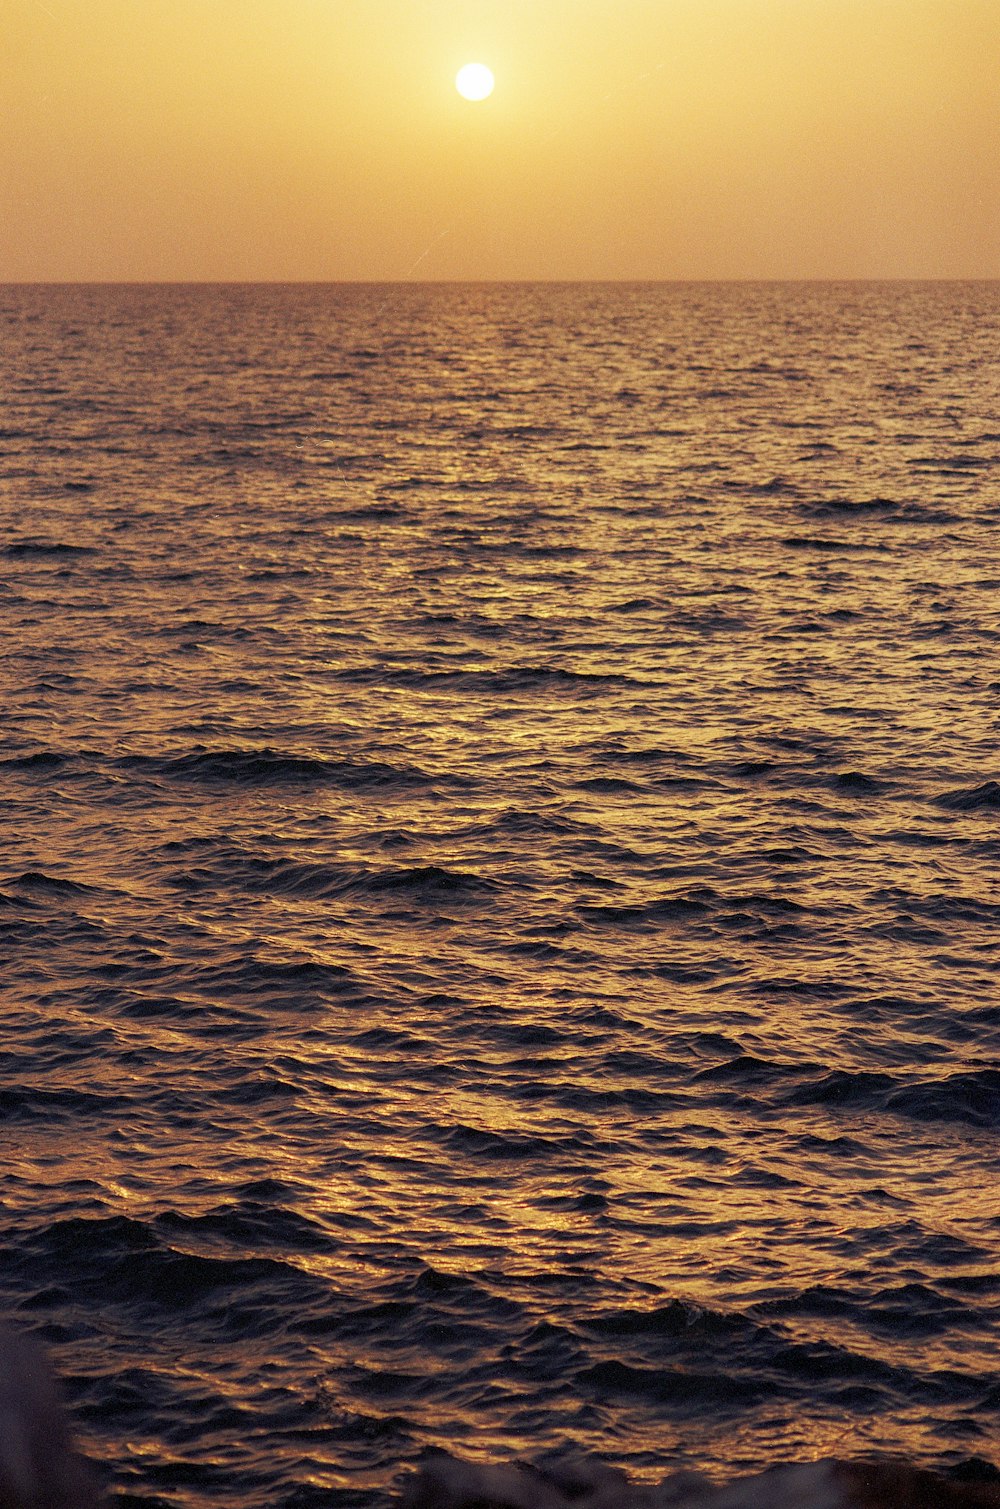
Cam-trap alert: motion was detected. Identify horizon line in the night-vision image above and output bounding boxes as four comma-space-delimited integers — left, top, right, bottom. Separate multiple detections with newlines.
3, 275, 999, 288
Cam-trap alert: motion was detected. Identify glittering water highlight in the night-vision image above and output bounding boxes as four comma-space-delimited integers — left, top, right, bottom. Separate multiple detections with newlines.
2, 281, 1000, 1508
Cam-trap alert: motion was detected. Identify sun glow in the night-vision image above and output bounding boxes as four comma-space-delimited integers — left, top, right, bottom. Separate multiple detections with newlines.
455, 62, 494, 101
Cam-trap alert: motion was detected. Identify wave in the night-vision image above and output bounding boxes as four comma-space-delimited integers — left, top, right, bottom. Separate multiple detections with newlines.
575, 1356, 762, 1407
155, 1202, 331, 1254
577, 888, 719, 927
11, 870, 95, 894
780, 1066, 1000, 1130
798, 495, 961, 525
166, 853, 495, 906
24, 1215, 328, 1324
117, 746, 436, 789
937, 781, 1000, 811
0, 890, 38, 910
0, 1085, 129, 1123
422, 1119, 602, 1162
831, 770, 888, 793
577, 887, 810, 931
886, 1070, 1000, 1131
780, 535, 888, 553
573, 1304, 921, 1412
174, 952, 363, 1010
334, 665, 662, 693
759, 1279, 972, 1341
3, 539, 98, 558
0, 750, 69, 770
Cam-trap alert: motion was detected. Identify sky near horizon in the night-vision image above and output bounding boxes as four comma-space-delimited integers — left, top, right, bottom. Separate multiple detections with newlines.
2, 0, 998, 282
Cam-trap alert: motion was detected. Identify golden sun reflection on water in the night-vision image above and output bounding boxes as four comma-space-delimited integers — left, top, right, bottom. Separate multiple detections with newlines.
5, 283, 1000, 1495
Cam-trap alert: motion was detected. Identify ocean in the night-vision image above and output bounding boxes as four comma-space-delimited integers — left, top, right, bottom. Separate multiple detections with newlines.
1, 280, 999, 1508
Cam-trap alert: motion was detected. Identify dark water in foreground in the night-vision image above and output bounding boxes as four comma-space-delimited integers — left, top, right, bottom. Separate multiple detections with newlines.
2, 281, 1000, 1507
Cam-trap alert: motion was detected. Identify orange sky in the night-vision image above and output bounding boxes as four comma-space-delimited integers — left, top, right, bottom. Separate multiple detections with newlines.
2, 0, 998, 281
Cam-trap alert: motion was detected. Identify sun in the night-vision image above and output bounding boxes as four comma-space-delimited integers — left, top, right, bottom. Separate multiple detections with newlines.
455, 63, 495, 102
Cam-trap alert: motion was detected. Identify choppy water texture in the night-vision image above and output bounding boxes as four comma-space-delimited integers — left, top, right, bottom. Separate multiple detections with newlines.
2, 282, 1000, 1508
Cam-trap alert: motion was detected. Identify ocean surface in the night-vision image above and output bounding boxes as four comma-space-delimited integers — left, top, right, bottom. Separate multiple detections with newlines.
2, 280, 1000, 1508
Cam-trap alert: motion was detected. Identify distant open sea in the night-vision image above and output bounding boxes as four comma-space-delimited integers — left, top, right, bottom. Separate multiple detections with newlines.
2, 281, 1000, 1508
